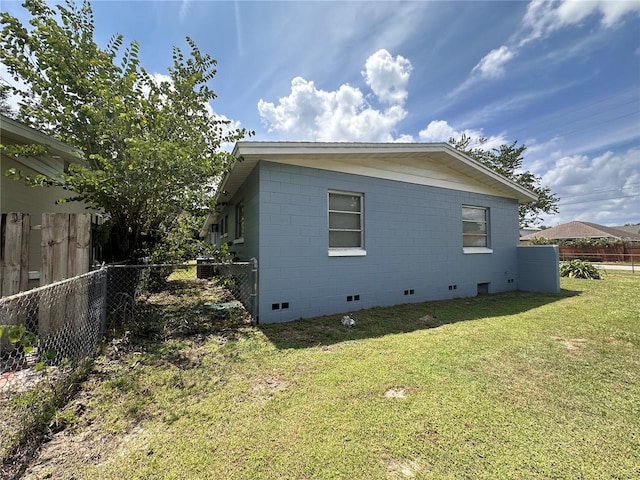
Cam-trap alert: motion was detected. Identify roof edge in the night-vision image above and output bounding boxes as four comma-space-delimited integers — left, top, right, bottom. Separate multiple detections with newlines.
232, 141, 538, 203
1, 113, 83, 160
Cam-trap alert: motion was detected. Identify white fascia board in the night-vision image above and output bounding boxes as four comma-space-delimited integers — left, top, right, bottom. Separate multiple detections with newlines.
13, 155, 63, 178
234, 141, 452, 156
441, 145, 537, 203
1, 115, 85, 179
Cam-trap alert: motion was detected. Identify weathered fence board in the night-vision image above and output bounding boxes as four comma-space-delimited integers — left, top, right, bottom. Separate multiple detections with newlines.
1, 213, 30, 297
0, 213, 30, 350
41, 213, 70, 285
68, 213, 92, 345
38, 213, 92, 338
40, 213, 68, 336
69, 213, 92, 277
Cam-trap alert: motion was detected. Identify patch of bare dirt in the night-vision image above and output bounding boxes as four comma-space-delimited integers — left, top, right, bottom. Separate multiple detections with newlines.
0, 355, 64, 396
20, 426, 118, 479
10, 359, 143, 480
417, 314, 444, 328
551, 337, 590, 357
384, 387, 407, 399
1, 378, 117, 480
386, 458, 423, 478
252, 374, 288, 403
165, 347, 209, 369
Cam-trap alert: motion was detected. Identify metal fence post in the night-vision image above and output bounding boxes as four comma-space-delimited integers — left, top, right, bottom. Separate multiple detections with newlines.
100, 265, 108, 333
250, 258, 258, 324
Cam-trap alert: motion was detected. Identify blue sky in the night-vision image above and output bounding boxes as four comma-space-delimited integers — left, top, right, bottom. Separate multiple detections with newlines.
2, 0, 639, 227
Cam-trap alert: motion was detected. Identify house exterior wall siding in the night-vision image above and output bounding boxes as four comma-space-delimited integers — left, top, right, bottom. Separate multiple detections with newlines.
1, 153, 95, 278
222, 164, 260, 262
255, 161, 521, 323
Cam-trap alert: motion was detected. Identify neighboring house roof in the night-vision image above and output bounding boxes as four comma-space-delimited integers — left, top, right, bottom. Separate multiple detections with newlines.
1, 114, 84, 177
520, 227, 541, 237
201, 142, 538, 236
613, 224, 640, 235
520, 221, 640, 242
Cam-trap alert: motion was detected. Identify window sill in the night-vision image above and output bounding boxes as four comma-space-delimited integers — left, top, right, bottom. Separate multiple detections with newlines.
233, 238, 245, 245
328, 248, 367, 257
463, 247, 493, 254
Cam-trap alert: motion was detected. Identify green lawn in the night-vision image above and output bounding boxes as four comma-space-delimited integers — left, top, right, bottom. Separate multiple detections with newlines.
21, 272, 640, 479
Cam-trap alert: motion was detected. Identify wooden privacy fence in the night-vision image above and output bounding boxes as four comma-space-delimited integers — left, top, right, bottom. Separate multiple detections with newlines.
559, 245, 640, 263
0, 212, 29, 296
0, 212, 92, 296
1, 212, 92, 356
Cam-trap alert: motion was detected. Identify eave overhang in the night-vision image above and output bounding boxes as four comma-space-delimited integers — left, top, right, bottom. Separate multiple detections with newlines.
201, 141, 538, 238
228, 141, 536, 201
1, 114, 84, 163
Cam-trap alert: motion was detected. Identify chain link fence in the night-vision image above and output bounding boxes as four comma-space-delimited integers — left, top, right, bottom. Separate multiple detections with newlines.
0, 268, 107, 391
105, 261, 257, 327
0, 260, 257, 465
1, 261, 257, 392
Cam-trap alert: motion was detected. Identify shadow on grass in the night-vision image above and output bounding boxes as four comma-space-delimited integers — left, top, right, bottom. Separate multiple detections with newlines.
259, 289, 580, 350
105, 278, 253, 371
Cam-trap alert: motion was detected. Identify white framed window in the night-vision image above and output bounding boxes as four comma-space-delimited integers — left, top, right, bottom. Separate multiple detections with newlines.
220, 214, 228, 239
462, 205, 492, 254
209, 223, 218, 246
235, 201, 245, 241
328, 190, 365, 256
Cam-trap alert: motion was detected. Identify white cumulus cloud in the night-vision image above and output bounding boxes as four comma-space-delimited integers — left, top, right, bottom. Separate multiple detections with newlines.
257, 50, 413, 142
540, 147, 640, 226
418, 120, 508, 150
471, 46, 515, 79
362, 49, 413, 104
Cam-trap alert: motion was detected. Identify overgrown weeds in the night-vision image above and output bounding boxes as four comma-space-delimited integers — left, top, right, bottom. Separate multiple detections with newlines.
1, 275, 251, 479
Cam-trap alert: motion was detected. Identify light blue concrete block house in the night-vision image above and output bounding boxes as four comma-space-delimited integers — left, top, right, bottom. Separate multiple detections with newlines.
202, 142, 559, 323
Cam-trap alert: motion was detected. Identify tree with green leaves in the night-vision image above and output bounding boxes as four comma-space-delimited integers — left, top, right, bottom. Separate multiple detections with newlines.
449, 135, 559, 227
1, 0, 251, 261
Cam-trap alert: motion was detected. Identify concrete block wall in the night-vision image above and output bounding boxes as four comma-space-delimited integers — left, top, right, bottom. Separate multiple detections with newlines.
221, 165, 260, 262
517, 245, 560, 293
255, 161, 522, 323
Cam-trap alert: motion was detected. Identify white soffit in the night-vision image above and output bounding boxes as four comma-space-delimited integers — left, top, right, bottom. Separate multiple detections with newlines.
1, 115, 82, 160
1, 114, 85, 176
221, 142, 537, 204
